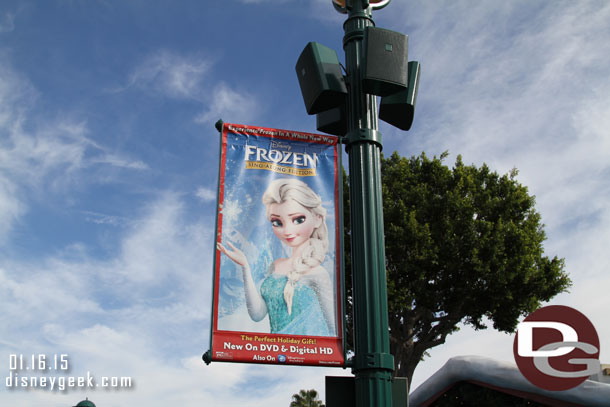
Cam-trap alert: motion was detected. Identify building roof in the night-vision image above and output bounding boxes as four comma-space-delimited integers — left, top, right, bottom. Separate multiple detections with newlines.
409, 356, 610, 407
74, 398, 96, 407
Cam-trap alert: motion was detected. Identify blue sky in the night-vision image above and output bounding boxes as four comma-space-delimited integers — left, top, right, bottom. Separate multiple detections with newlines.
1, 0, 609, 406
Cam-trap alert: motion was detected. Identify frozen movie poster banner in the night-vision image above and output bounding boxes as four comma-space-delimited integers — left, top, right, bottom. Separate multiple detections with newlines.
209, 122, 344, 367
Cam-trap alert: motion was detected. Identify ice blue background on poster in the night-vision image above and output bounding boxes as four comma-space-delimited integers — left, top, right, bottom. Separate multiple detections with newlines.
216, 132, 338, 335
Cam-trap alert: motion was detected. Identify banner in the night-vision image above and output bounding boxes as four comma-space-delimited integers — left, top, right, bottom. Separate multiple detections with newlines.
209, 122, 344, 367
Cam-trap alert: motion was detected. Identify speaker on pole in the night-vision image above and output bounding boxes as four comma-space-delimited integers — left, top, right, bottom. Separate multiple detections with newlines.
316, 102, 347, 136
362, 26, 408, 97
379, 61, 420, 131
296, 42, 347, 115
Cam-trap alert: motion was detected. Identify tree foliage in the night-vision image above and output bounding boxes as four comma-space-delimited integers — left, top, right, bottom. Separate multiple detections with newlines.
343, 151, 570, 383
289, 389, 325, 407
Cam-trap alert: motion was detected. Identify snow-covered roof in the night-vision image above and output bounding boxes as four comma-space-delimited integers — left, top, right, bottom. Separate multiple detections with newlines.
409, 355, 610, 407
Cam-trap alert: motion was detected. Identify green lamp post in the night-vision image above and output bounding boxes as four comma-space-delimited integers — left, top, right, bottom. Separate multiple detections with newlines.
340, 2, 394, 406
296, 1, 420, 406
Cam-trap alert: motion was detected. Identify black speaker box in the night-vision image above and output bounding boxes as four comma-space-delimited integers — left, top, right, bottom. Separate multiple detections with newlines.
362, 27, 408, 97
379, 61, 420, 131
316, 103, 347, 136
296, 42, 347, 115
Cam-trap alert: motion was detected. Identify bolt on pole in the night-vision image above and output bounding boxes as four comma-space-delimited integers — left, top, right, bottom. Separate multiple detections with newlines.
342, 1, 394, 406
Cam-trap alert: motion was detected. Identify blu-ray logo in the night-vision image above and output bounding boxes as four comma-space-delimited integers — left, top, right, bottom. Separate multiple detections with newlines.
513, 305, 600, 391
277, 355, 287, 363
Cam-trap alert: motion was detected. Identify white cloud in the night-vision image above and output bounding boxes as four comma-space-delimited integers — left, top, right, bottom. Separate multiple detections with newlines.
0, 178, 25, 244
122, 51, 261, 125
0, 11, 15, 32
82, 210, 127, 226
0, 115, 146, 241
196, 82, 261, 125
196, 186, 217, 202
91, 152, 149, 170
380, 2, 610, 154
116, 192, 198, 283
0, 58, 149, 245
125, 50, 211, 100
0, 264, 103, 338
0, 59, 38, 241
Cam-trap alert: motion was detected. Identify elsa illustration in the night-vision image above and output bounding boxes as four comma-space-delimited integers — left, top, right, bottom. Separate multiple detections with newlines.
217, 178, 336, 336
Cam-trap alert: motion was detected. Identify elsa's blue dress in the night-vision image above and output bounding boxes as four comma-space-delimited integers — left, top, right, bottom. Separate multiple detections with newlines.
260, 273, 330, 336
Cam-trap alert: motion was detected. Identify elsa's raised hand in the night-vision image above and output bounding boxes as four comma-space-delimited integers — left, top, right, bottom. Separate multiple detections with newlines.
217, 241, 249, 268
217, 240, 266, 321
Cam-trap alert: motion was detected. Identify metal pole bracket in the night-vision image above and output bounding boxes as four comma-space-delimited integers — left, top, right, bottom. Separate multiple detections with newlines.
345, 128, 383, 148
352, 351, 395, 373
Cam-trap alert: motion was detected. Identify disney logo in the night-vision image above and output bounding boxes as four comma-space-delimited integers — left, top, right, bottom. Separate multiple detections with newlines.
270, 141, 291, 150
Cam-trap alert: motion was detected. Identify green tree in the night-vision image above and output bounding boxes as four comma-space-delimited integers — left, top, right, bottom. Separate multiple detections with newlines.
343, 152, 570, 385
289, 389, 325, 407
